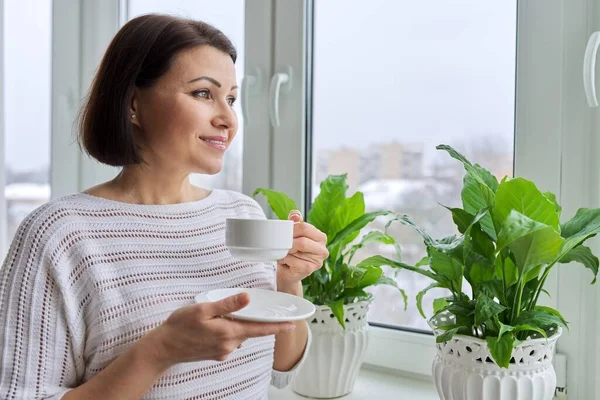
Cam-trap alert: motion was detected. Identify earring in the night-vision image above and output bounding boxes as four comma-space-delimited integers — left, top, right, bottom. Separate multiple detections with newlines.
131, 114, 136, 119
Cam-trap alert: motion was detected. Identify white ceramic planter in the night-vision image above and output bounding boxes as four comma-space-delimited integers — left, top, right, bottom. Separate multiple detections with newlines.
292, 301, 370, 399
432, 328, 562, 400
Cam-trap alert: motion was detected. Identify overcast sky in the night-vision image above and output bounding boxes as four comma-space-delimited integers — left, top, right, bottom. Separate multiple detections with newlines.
3, 0, 516, 172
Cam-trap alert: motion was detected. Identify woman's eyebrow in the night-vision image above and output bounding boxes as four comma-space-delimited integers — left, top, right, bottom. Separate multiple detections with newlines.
188, 76, 238, 90
188, 76, 221, 86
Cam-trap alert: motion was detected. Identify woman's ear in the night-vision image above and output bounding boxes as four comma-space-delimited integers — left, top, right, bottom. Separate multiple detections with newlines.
130, 88, 141, 129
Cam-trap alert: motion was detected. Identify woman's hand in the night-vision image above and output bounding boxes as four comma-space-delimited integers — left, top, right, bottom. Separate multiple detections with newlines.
276, 210, 328, 296
142, 293, 296, 368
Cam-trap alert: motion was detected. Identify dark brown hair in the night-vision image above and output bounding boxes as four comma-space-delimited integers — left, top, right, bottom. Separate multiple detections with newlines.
78, 14, 237, 166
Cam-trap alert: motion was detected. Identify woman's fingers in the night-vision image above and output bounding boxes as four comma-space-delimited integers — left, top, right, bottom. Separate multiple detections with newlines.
287, 237, 329, 259
293, 222, 327, 243
200, 293, 250, 319
234, 320, 296, 338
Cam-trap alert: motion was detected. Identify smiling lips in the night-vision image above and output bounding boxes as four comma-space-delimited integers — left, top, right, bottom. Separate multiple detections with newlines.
200, 136, 227, 151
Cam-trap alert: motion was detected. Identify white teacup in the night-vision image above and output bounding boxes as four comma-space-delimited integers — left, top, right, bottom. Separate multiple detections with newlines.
225, 218, 294, 261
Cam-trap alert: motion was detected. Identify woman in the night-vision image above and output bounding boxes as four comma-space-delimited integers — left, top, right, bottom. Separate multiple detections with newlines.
0, 14, 328, 399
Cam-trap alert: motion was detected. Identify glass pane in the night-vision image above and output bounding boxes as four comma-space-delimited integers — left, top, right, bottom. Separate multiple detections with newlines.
3, 0, 52, 252
128, 0, 245, 192
311, 0, 516, 331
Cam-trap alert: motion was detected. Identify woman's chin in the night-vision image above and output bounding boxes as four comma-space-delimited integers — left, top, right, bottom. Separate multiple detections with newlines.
193, 162, 224, 176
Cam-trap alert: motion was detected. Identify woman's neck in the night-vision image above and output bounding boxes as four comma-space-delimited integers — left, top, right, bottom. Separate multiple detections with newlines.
85, 165, 210, 205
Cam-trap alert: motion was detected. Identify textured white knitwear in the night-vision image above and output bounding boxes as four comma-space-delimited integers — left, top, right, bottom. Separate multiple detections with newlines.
0, 189, 311, 399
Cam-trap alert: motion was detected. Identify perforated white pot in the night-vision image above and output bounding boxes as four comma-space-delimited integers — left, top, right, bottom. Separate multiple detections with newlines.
292, 301, 370, 399
432, 329, 561, 400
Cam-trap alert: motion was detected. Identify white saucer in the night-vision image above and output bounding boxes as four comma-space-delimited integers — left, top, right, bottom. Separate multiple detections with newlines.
194, 288, 316, 323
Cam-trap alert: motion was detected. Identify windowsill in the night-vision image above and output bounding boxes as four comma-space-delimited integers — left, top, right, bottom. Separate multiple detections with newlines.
269, 365, 438, 399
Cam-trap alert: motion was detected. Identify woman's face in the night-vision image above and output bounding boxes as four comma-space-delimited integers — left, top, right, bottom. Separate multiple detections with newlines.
132, 45, 238, 176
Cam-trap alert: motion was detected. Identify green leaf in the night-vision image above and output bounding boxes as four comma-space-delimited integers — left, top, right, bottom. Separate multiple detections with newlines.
487, 332, 515, 368
312, 268, 328, 285
444, 301, 476, 318
328, 299, 346, 329
357, 255, 450, 287
494, 317, 514, 339
387, 214, 436, 247
462, 172, 496, 239
338, 288, 370, 302
553, 209, 600, 284
436, 145, 475, 169
433, 298, 450, 314
514, 324, 547, 339
356, 266, 383, 288
444, 206, 474, 234
416, 256, 430, 267
464, 224, 496, 286
436, 300, 476, 329
307, 174, 348, 234
375, 275, 408, 310
559, 245, 599, 284
468, 263, 495, 287
328, 211, 391, 252
523, 264, 543, 284
474, 293, 507, 326
514, 308, 568, 330
416, 282, 443, 319
435, 327, 461, 343
428, 247, 463, 290
544, 192, 562, 217
495, 256, 518, 288
493, 178, 560, 232
474, 164, 500, 193
253, 188, 299, 220
479, 280, 507, 305
560, 208, 600, 239
346, 231, 397, 264
436, 145, 498, 193
497, 211, 565, 275
468, 221, 496, 259
435, 145, 497, 239
329, 191, 365, 243
534, 305, 568, 327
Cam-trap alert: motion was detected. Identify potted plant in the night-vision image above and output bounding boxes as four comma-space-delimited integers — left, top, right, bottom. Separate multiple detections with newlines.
254, 174, 405, 398
358, 145, 600, 400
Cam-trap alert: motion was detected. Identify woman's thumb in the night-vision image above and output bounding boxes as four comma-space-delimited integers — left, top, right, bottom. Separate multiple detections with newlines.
288, 210, 303, 223
207, 293, 250, 317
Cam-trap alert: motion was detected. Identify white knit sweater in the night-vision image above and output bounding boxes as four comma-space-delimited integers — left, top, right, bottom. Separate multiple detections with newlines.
0, 189, 310, 399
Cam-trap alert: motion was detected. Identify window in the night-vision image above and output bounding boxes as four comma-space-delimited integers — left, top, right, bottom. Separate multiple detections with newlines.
1, 0, 52, 254
127, 0, 246, 192
310, 0, 516, 331
271, 1, 600, 394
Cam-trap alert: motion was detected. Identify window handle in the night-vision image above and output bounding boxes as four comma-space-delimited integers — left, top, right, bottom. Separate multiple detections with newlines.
584, 31, 600, 107
269, 67, 293, 127
241, 67, 262, 125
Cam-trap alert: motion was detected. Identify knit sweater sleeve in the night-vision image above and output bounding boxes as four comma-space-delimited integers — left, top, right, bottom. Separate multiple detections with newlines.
0, 209, 82, 399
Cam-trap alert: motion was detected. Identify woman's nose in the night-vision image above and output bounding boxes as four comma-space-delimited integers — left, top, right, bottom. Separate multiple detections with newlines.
212, 102, 236, 129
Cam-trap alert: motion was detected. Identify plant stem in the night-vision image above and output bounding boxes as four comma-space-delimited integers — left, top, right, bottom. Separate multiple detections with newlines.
511, 277, 523, 322
529, 264, 553, 310
515, 280, 524, 320
500, 255, 507, 295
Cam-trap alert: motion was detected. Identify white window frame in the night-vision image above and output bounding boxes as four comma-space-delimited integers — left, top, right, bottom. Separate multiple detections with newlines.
0, 0, 7, 257
52, 0, 121, 199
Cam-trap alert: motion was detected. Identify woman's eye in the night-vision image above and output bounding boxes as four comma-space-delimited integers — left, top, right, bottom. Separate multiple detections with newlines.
192, 89, 210, 99
227, 97, 236, 106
